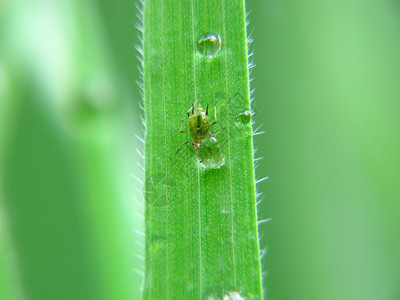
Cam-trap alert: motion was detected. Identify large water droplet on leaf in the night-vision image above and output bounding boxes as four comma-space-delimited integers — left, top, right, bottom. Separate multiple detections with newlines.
196, 142, 225, 169
205, 289, 253, 300
197, 33, 221, 58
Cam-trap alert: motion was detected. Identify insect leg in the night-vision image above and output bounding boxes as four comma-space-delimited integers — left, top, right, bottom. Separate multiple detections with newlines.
213, 127, 225, 136
211, 103, 218, 126
187, 95, 200, 116
179, 120, 189, 134
176, 141, 191, 153
210, 127, 225, 142
206, 104, 209, 115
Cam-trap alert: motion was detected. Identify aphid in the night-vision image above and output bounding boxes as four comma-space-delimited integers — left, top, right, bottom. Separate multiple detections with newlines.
176, 96, 224, 153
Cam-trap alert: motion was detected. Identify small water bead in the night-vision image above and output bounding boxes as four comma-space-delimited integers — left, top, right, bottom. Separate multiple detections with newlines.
206, 290, 247, 300
197, 33, 221, 58
236, 110, 251, 125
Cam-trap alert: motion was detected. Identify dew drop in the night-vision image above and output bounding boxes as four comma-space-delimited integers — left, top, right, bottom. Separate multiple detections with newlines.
199, 154, 225, 169
205, 289, 252, 300
223, 292, 245, 300
236, 110, 251, 125
197, 33, 221, 58
196, 143, 225, 169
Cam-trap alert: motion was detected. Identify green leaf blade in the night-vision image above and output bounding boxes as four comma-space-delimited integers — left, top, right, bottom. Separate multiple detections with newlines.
143, 0, 262, 298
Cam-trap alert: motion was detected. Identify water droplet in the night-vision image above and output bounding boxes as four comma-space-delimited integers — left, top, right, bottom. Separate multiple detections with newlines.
223, 292, 245, 300
196, 142, 225, 169
197, 33, 221, 58
236, 110, 251, 125
205, 288, 254, 300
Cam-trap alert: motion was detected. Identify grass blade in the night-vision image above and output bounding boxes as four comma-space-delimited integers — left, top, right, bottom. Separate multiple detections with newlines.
142, 0, 263, 298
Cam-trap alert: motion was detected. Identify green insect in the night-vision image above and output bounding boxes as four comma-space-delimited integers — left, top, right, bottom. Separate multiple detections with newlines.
176, 96, 224, 153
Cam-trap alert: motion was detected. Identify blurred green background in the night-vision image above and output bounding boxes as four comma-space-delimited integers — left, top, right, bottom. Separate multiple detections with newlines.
1, 0, 400, 299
